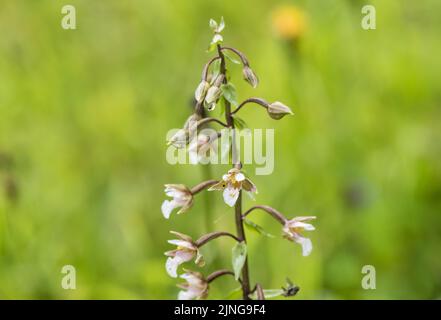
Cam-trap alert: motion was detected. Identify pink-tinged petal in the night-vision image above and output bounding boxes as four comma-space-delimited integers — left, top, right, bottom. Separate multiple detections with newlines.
294, 236, 313, 256
222, 174, 230, 181
175, 250, 195, 263
165, 257, 180, 278
223, 186, 240, 207
164, 249, 178, 257
167, 240, 195, 250
161, 200, 177, 219
170, 231, 193, 242
176, 199, 193, 214
291, 221, 315, 231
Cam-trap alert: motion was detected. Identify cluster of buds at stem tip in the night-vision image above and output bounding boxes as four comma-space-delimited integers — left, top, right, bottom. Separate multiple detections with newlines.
209, 168, 257, 207
165, 231, 204, 278
204, 74, 225, 111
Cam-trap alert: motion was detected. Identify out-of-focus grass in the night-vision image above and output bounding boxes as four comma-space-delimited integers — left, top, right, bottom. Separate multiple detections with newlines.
0, 0, 440, 299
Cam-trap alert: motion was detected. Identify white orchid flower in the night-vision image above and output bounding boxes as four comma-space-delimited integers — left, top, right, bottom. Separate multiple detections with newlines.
161, 184, 193, 219
177, 270, 209, 300
282, 216, 316, 256
208, 168, 257, 207
164, 231, 204, 278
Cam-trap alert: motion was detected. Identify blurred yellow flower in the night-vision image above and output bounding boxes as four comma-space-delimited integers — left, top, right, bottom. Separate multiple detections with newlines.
271, 5, 307, 40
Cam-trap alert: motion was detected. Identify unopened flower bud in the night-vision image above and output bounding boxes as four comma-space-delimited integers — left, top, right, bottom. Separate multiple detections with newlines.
204, 86, 222, 110
243, 66, 259, 88
167, 114, 201, 148
267, 101, 294, 120
167, 129, 188, 149
194, 80, 210, 103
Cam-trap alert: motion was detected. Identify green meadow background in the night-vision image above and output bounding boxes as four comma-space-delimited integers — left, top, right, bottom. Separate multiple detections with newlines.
0, 0, 440, 299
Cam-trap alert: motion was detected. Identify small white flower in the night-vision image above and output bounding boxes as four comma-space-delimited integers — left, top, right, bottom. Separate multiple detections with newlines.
208, 168, 257, 207
267, 101, 294, 120
283, 216, 316, 256
177, 270, 208, 300
165, 231, 204, 278
161, 184, 193, 219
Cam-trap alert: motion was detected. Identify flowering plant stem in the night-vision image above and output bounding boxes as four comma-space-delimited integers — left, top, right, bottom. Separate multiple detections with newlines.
217, 44, 251, 299
162, 18, 314, 300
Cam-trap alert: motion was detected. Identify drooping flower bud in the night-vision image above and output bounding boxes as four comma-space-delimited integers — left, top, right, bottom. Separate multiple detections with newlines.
267, 101, 294, 120
205, 86, 221, 107
167, 129, 189, 149
204, 75, 225, 111
167, 114, 201, 148
242, 65, 259, 88
194, 80, 210, 103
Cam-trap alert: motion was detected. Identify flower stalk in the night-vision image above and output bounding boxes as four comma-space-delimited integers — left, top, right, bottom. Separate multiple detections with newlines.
162, 18, 315, 300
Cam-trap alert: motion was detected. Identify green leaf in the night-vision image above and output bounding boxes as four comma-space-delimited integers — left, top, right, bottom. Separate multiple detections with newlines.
249, 289, 284, 300
224, 51, 241, 64
232, 241, 247, 280
244, 219, 275, 238
221, 83, 238, 106
232, 116, 247, 130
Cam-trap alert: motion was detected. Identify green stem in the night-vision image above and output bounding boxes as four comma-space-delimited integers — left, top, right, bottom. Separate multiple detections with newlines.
217, 44, 251, 300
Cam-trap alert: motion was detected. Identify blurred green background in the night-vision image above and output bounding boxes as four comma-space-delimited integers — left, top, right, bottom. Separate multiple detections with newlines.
1, 0, 440, 299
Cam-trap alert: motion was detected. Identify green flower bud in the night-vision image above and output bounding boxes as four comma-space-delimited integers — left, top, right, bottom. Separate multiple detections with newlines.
194, 80, 210, 103
243, 66, 259, 88
267, 101, 294, 120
